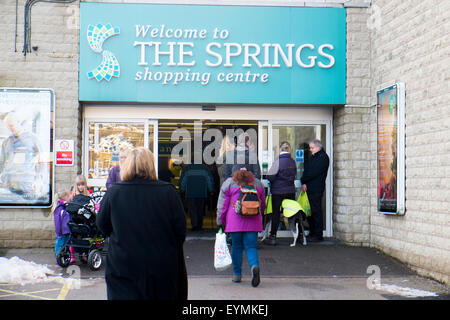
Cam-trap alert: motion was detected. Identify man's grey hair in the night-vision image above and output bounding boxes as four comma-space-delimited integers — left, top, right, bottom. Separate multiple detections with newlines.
309, 139, 323, 149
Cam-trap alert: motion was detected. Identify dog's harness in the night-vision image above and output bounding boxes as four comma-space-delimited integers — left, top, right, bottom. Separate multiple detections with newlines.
282, 199, 302, 218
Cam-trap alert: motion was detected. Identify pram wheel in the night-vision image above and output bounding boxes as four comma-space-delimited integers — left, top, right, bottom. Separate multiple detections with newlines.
88, 249, 103, 271
56, 246, 71, 268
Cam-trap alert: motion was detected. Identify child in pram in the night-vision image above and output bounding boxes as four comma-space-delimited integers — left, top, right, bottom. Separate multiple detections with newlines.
56, 186, 106, 270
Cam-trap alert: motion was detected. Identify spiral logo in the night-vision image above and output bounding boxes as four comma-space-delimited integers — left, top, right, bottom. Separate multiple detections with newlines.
86, 23, 120, 82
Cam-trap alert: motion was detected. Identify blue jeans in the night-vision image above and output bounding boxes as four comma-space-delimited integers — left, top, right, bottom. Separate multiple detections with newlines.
55, 234, 70, 255
229, 232, 259, 276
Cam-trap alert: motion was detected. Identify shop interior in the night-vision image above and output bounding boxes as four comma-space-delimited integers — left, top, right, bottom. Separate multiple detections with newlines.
157, 119, 259, 230
85, 118, 326, 233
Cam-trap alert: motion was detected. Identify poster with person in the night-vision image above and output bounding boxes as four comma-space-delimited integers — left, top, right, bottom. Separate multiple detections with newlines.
377, 83, 405, 214
0, 88, 54, 206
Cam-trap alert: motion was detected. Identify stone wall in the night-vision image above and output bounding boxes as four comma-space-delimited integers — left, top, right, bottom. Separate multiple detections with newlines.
368, 0, 450, 284
334, 0, 450, 284
332, 5, 372, 245
0, 0, 80, 248
333, 106, 372, 246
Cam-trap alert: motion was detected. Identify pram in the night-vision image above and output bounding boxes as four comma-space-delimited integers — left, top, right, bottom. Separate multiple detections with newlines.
56, 191, 106, 270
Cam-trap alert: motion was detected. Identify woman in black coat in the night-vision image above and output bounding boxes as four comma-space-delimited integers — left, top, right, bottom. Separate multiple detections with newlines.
97, 147, 187, 300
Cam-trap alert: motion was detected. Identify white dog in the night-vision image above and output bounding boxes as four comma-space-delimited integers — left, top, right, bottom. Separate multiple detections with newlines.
260, 210, 307, 247
282, 199, 307, 247
286, 213, 307, 246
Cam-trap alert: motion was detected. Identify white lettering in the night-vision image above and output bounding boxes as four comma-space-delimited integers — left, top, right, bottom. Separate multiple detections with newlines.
135, 25, 206, 39
135, 42, 197, 67
174, 72, 183, 85
216, 72, 269, 83
174, 28, 183, 38
272, 43, 294, 68
226, 304, 269, 317
204, 42, 334, 69
134, 41, 150, 66
135, 71, 142, 80
181, 304, 217, 318
224, 43, 242, 67
205, 42, 222, 67
262, 43, 272, 67
243, 43, 262, 68
318, 44, 335, 68
135, 68, 210, 86
135, 25, 151, 37
162, 72, 173, 84
152, 41, 176, 66
295, 44, 316, 68
203, 128, 222, 165
178, 42, 195, 66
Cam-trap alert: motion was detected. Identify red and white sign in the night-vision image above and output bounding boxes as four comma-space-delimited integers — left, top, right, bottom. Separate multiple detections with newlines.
55, 139, 74, 166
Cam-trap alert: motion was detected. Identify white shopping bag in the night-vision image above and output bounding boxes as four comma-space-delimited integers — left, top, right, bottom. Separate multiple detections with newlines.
214, 230, 232, 271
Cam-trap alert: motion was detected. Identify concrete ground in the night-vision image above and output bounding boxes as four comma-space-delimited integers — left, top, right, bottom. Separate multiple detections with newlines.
0, 234, 449, 302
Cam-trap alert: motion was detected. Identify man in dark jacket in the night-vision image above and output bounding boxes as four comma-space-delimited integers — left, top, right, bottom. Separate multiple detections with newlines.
301, 139, 329, 242
179, 162, 215, 231
224, 131, 261, 180
266, 141, 297, 245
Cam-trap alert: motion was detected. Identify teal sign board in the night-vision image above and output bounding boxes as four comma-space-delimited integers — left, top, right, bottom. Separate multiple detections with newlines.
79, 3, 346, 104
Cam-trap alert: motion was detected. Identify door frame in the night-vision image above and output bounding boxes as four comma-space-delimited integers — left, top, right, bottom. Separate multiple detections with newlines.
260, 119, 333, 238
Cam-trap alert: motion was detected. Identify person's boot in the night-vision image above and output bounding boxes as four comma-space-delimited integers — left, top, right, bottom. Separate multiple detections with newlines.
232, 274, 242, 283
69, 247, 76, 263
251, 266, 260, 287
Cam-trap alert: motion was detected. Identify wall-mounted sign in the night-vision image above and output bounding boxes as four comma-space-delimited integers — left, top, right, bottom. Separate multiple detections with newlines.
295, 149, 304, 163
55, 139, 74, 166
377, 83, 405, 215
79, 3, 346, 104
0, 88, 54, 207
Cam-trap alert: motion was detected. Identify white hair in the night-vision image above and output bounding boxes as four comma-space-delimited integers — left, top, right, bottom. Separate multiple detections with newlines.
309, 139, 323, 149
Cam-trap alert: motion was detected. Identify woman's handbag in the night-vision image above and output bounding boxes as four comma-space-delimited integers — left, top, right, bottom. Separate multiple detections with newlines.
214, 229, 232, 271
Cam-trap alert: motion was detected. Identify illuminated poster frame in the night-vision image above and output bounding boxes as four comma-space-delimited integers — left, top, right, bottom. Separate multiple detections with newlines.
376, 83, 405, 215
0, 88, 54, 207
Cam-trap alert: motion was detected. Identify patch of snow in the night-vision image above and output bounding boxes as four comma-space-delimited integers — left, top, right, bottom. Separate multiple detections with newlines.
0, 256, 60, 286
377, 284, 438, 298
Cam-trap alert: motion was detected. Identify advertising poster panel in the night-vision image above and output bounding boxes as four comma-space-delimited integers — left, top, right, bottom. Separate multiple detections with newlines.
0, 88, 54, 207
377, 83, 405, 214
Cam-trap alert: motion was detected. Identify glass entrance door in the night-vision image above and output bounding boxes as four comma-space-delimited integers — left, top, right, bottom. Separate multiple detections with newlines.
260, 120, 332, 237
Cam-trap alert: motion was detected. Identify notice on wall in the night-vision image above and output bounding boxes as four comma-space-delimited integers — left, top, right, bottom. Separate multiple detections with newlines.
55, 139, 74, 166
377, 83, 405, 214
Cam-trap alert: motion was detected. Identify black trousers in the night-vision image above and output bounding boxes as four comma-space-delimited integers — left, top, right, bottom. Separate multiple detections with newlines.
270, 193, 295, 237
187, 198, 206, 229
307, 192, 324, 238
